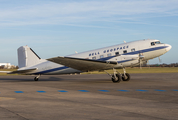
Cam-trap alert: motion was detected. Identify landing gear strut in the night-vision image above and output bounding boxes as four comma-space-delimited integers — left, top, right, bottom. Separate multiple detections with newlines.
34, 74, 41, 81
105, 68, 130, 83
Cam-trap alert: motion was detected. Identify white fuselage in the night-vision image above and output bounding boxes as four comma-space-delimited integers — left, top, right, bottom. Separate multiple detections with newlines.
19, 39, 172, 75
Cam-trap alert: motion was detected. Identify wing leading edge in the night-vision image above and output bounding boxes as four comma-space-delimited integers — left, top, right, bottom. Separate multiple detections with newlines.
47, 57, 118, 72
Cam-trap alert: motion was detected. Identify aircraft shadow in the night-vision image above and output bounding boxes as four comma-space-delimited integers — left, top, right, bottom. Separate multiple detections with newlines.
0, 77, 64, 82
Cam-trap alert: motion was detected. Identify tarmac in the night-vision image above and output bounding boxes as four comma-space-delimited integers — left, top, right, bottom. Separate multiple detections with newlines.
0, 73, 178, 120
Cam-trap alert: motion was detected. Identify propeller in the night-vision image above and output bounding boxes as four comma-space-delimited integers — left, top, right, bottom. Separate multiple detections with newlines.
147, 60, 150, 68
158, 57, 162, 63
139, 52, 144, 69
139, 59, 143, 69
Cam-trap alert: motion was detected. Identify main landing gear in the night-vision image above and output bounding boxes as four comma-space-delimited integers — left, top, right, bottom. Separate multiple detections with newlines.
34, 74, 41, 81
105, 68, 130, 83
121, 68, 130, 81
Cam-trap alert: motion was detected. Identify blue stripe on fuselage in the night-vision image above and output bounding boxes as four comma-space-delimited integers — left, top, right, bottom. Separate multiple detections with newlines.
124, 46, 167, 55
98, 46, 168, 61
117, 59, 135, 64
34, 66, 69, 75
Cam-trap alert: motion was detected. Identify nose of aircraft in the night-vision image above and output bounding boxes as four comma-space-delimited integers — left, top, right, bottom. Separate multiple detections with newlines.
165, 44, 172, 52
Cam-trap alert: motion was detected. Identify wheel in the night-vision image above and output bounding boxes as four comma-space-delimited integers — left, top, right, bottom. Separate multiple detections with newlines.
111, 74, 121, 83
122, 73, 130, 81
34, 77, 39, 81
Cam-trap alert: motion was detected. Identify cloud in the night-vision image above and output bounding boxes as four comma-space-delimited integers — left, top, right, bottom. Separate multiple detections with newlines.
0, 0, 178, 26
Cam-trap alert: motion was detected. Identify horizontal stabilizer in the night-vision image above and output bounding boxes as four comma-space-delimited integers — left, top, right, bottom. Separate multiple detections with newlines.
0, 71, 11, 73
47, 57, 117, 72
8, 68, 37, 74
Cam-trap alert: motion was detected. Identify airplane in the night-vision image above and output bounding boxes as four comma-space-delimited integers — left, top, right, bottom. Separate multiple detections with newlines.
7, 39, 171, 83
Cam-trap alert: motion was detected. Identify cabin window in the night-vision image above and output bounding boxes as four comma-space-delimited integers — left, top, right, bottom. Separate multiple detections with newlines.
92, 57, 96, 60
123, 50, 127, 54
100, 55, 104, 58
107, 53, 111, 57
115, 52, 119, 56
131, 48, 135, 52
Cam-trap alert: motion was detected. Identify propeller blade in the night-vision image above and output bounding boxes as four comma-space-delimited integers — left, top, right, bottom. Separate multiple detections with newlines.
147, 60, 150, 68
158, 57, 162, 63
138, 51, 144, 69
139, 59, 143, 69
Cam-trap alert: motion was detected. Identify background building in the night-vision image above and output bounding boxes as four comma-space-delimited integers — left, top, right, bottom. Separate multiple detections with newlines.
0, 63, 17, 69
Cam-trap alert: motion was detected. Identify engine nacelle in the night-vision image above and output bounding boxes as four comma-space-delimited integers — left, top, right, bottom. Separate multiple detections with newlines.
108, 55, 139, 68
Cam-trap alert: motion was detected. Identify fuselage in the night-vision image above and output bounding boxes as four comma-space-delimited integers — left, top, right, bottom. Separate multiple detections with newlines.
68, 39, 171, 60
19, 39, 172, 75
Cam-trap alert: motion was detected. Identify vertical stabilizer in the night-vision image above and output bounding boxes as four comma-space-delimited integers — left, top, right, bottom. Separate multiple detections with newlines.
18, 46, 41, 68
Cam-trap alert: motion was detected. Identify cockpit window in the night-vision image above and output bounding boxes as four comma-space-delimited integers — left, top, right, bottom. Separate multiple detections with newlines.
151, 42, 155, 46
155, 41, 161, 44
151, 41, 161, 46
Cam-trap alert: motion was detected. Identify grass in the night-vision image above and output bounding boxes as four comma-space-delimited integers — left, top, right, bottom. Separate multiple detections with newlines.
0, 69, 17, 76
0, 67, 178, 76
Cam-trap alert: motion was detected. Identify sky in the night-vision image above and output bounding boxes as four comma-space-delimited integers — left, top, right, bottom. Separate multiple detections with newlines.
0, 0, 178, 66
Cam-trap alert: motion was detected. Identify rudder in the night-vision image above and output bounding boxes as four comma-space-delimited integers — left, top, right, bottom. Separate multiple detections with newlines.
18, 46, 41, 68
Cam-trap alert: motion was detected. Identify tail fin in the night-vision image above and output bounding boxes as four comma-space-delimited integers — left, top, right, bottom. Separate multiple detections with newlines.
18, 46, 41, 68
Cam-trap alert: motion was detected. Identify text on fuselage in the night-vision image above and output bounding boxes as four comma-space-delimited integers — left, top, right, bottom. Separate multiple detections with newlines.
89, 45, 129, 56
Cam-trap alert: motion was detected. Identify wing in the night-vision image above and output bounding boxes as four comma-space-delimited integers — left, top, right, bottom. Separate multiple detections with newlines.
8, 68, 37, 74
47, 57, 117, 72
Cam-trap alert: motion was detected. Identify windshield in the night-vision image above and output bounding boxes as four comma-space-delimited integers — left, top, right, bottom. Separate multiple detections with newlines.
155, 41, 161, 44
151, 41, 162, 46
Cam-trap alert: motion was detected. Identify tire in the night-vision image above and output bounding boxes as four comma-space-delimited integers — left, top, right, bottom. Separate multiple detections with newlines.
34, 77, 39, 81
122, 73, 130, 81
111, 74, 121, 83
